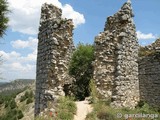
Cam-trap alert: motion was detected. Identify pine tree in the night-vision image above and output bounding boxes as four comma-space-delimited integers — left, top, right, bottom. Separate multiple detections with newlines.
0, 0, 9, 37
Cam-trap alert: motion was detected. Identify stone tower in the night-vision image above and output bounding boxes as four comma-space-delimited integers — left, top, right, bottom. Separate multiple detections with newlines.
35, 3, 75, 116
93, 1, 139, 108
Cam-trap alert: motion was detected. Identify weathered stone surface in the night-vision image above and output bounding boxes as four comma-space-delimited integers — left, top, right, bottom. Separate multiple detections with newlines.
35, 3, 75, 116
93, 1, 139, 108
139, 46, 160, 109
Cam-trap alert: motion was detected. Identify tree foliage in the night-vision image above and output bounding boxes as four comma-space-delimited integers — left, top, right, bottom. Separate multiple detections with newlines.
20, 90, 34, 103
0, 89, 25, 120
10, 99, 17, 109
69, 43, 94, 100
0, 0, 9, 79
0, 0, 9, 37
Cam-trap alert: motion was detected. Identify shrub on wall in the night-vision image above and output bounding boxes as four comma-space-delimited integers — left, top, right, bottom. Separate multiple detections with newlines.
138, 46, 155, 57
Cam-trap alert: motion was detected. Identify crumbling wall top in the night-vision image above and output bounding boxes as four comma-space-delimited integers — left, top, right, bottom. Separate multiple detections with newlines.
40, 3, 62, 22
104, 1, 134, 31
39, 3, 74, 33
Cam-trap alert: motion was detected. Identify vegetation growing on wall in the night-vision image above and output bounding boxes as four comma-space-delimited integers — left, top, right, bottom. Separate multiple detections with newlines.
138, 46, 156, 57
139, 38, 160, 57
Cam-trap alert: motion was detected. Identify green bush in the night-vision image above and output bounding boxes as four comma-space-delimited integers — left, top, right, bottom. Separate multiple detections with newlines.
20, 95, 26, 102
10, 99, 17, 109
11, 116, 17, 120
136, 100, 145, 108
24, 91, 29, 98
58, 97, 77, 114
4, 101, 9, 108
17, 110, 24, 119
85, 111, 97, 120
56, 97, 76, 120
86, 100, 160, 120
20, 90, 33, 102
66, 101, 77, 114
1, 109, 17, 120
36, 97, 77, 120
89, 79, 98, 103
0, 109, 24, 120
97, 110, 115, 120
69, 43, 94, 100
29, 91, 34, 98
0, 88, 26, 120
26, 98, 33, 104
57, 111, 73, 120
58, 100, 76, 114
0, 98, 4, 104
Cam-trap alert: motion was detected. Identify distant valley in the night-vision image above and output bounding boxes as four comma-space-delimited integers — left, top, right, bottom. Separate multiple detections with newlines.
0, 79, 35, 94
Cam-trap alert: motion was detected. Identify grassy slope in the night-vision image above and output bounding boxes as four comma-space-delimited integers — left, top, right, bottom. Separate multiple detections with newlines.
0, 83, 35, 120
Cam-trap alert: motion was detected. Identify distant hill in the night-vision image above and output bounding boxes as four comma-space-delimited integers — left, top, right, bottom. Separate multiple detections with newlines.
0, 79, 35, 94
0, 82, 8, 86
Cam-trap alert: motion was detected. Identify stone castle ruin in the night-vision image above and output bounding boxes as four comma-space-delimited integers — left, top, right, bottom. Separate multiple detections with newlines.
35, 1, 160, 116
35, 3, 75, 115
93, 1, 139, 108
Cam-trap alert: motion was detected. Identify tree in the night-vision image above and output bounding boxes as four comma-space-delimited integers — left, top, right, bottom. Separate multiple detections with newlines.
0, 0, 9, 37
0, 0, 9, 80
0, 56, 3, 79
17, 110, 24, 119
69, 43, 94, 100
10, 99, 17, 109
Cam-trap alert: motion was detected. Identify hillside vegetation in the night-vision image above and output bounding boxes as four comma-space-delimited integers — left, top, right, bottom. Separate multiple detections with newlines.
0, 81, 35, 120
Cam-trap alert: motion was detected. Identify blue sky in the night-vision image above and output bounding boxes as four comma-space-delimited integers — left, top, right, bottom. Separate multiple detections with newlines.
0, 0, 160, 82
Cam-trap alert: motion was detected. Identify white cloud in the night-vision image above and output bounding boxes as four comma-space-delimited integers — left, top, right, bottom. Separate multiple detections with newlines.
0, 51, 21, 60
136, 31, 157, 40
1, 62, 36, 81
11, 40, 28, 49
10, 62, 25, 71
10, 37, 38, 62
62, 4, 85, 28
0, 51, 10, 60
11, 37, 38, 49
25, 49, 37, 61
8, 0, 85, 35
0, 50, 36, 81
0, 37, 38, 81
0, 50, 37, 63
10, 62, 34, 72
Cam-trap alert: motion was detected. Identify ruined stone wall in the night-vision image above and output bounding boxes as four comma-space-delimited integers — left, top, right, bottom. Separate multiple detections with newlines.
139, 48, 160, 108
35, 3, 75, 115
93, 1, 139, 108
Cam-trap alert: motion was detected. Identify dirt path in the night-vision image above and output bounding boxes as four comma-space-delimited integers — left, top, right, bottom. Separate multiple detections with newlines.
74, 100, 93, 120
